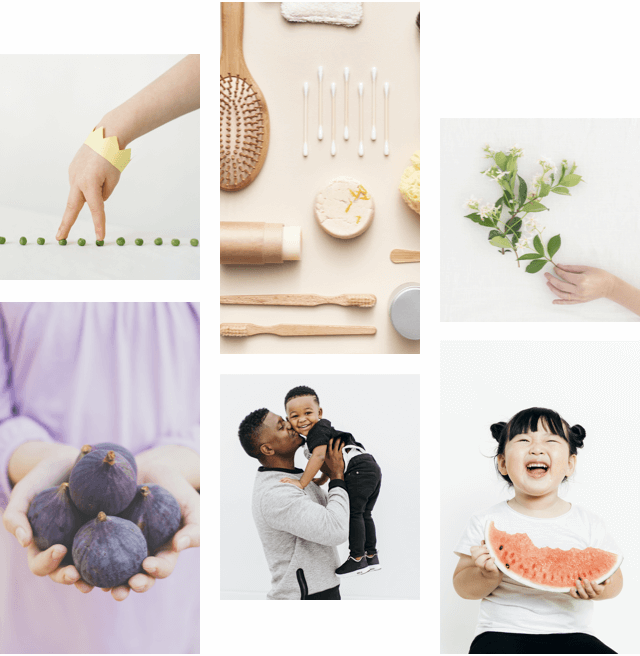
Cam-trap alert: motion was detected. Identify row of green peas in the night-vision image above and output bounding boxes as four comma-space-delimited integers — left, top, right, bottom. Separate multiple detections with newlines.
0, 237, 199, 246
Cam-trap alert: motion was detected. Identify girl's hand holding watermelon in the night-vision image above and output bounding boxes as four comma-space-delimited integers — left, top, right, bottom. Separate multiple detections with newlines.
470, 541, 502, 576
569, 576, 615, 600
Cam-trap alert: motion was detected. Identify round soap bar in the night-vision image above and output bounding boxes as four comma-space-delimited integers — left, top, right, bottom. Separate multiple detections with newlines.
314, 176, 374, 239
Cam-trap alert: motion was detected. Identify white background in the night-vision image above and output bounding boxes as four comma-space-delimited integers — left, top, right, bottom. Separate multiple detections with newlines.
441, 341, 640, 654
441, 118, 640, 322
220, 374, 420, 600
0, 54, 199, 279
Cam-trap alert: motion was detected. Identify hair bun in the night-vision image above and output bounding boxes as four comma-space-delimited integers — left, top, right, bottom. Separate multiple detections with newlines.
490, 422, 506, 442
571, 424, 586, 447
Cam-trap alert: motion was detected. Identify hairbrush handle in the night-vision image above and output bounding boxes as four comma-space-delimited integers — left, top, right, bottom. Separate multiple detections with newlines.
390, 249, 420, 263
221, 3, 246, 73
221, 323, 377, 337
220, 294, 377, 307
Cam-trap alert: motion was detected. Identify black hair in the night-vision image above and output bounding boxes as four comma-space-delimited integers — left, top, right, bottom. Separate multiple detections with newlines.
284, 385, 320, 409
491, 407, 586, 486
238, 408, 269, 460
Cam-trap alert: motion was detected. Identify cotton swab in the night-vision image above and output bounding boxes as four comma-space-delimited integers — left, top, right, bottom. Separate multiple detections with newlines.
371, 67, 377, 141
384, 82, 389, 156
317, 66, 323, 140
358, 82, 364, 157
303, 82, 309, 157
344, 67, 349, 140
330, 82, 336, 156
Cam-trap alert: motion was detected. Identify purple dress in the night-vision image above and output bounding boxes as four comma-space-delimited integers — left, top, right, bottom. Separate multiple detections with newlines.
0, 303, 199, 654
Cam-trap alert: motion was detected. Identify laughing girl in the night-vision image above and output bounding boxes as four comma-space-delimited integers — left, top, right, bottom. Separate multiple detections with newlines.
453, 407, 623, 654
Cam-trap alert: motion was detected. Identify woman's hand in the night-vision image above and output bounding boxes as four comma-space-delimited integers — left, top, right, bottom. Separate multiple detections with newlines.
544, 265, 615, 305
470, 540, 502, 578
2, 442, 91, 592
569, 577, 610, 600
57, 144, 121, 242
102, 445, 200, 601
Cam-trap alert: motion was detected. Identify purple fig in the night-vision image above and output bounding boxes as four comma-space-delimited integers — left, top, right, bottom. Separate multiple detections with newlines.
119, 484, 182, 553
69, 449, 137, 517
72, 511, 147, 588
27, 482, 87, 551
75, 442, 137, 474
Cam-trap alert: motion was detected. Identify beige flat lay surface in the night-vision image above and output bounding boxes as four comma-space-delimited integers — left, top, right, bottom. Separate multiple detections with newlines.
220, 1, 420, 354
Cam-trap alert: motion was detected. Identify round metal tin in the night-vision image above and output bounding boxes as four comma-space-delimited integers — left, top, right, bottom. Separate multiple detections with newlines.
388, 283, 420, 340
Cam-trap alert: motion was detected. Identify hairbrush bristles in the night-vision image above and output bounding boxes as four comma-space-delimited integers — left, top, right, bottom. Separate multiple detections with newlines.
220, 74, 267, 191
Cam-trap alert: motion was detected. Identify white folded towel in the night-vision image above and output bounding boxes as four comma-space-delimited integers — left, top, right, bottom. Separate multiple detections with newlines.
281, 2, 363, 27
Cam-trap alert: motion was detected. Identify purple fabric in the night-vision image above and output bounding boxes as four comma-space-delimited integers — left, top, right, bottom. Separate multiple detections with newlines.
0, 303, 199, 654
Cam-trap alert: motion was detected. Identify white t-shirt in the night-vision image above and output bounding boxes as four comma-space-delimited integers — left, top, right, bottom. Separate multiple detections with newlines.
454, 501, 622, 637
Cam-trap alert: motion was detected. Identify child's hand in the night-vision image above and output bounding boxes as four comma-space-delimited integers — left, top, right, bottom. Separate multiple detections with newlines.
312, 474, 329, 486
57, 144, 121, 242
470, 540, 502, 577
569, 577, 610, 600
280, 477, 304, 489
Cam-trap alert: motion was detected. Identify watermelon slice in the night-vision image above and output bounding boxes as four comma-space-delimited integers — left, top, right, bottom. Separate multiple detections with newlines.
485, 520, 623, 593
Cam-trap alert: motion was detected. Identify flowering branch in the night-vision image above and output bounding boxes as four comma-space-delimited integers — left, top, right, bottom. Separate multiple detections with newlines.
463, 145, 584, 273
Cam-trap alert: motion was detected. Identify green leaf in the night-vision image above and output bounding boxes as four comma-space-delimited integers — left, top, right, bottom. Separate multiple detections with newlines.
559, 173, 582, 187
505, 216, 522, 236
517, 176, 527, 206
518, 253, 545, 260
526, 259, 548, 273
533, 235, 544, 255
539, 182, 551, 198
465, 213, 482, 223
506, 155, 517, 172
488, 230, 501, 240
490, 236, 513, 249
495, 197, 504, 209
547, 234, 561, 259
551, 186, 570, 195
522, 201, 547, 213
494, 152, 508, 170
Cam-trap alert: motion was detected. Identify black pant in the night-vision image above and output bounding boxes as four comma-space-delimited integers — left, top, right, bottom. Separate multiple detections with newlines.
344, 454, 381, 557
469, 631, 617, 654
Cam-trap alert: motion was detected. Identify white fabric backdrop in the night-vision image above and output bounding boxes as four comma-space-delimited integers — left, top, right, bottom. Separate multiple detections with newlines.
441, 119, 640, 321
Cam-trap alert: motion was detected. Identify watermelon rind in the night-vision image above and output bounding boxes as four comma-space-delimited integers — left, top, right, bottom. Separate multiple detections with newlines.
484, 520, 623, 593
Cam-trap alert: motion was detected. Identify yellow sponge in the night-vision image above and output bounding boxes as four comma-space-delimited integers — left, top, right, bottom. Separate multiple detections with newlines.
399, 151, 420, 215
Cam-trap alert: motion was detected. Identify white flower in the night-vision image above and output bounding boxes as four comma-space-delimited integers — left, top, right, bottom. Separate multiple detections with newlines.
510, 144, 523, 158
464, 196, 480, 211
479, 203, 496, 219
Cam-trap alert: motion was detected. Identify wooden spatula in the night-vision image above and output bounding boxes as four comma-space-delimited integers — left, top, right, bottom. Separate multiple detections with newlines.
390, 249, 420, 263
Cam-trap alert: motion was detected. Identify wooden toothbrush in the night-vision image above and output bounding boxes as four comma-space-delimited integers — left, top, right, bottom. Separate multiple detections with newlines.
221, 324, 377, 337
220, 2, 270, 191
220, 293, 377, 307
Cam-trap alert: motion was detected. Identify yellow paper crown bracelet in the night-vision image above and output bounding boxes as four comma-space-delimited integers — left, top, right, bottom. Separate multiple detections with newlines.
84, 127, 131, 173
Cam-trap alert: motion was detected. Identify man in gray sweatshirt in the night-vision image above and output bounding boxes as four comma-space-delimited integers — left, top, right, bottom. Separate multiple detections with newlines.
239, 408, 350, 600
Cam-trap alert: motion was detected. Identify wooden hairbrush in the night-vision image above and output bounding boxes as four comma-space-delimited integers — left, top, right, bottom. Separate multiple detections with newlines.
220, 2, 270, 191
221, 323, 377, 337
220, 294, 377, 307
